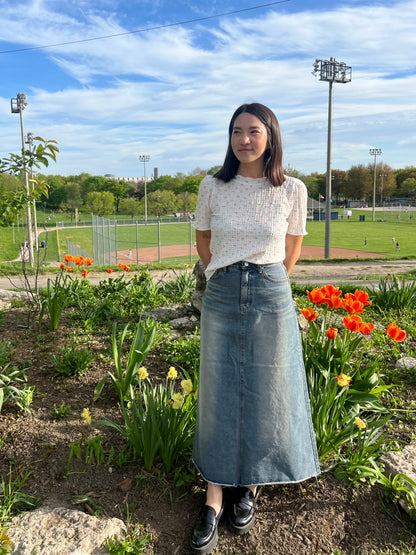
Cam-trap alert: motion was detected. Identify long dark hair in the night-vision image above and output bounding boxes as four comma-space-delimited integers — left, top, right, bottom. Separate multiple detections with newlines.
214, 103, 285, 187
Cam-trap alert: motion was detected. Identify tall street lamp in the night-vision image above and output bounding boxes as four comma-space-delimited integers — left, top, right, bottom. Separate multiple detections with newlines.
25, 132, 39, 251
369, 148, 382, 222
379, 173, 387, 207
313, 57, 352, 258
11, 93, 34, 267
139, 154, 150, 224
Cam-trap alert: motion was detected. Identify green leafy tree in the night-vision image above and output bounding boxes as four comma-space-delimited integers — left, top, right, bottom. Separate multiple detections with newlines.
345, 165, 372, 200
180, 175, 203, 195
147, 190, 177, 216
400, 177, 416, 197
0, 138, 59, 226
177, 192, 197, 215
119, 198, 142, 219
85, 191, 115, 216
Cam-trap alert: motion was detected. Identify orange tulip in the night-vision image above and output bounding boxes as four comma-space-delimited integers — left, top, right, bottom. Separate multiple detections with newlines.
342, 297, 365, 314
64, 254, 74, 263
65, 266, 74, 272
307, 288, 327, 305
74, 255, 84, 265
352, 290, 372, 306
107, 268, 114, 274
327, 327, 338, 339
343, 315, 363, 332
327, 294, 344, 310
82, 269, 89, 277
301, 307, 318, 322
360, 322, 375, 335
60, 262, 65, 269
386, 322, 406, 342
321, 285, 342, 298
85, 258, 93, 266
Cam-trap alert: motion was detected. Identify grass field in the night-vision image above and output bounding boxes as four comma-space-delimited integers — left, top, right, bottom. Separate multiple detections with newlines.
1, 208, 415, 264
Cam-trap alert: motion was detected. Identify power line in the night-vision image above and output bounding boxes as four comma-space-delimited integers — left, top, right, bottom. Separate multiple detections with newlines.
0, 0, 291, 55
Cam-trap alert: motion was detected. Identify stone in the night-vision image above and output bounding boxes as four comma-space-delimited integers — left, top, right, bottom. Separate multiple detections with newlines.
9, 506, 127, 555
395, 357, 416, 371
381, 442, 416, 517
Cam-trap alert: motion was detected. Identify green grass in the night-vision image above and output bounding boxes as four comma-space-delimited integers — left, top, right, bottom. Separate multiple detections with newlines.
303, 220, 416, 259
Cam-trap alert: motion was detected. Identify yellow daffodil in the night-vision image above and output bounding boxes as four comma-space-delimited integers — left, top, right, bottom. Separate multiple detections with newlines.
81, 408, 92, 425
138, 367, 148, 380
172, 392, 184, 409
335, 372, 352, 388
354, 416, 367, 430
181, 379, 193, 395
167, 367, 178, 380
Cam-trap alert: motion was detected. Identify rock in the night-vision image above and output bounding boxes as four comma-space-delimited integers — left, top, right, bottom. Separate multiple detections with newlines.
0, 289, 28, 309
141, 304, 185, 321
381, 442, 416, 517
169, 315, 198, 331
9, 506, 126, 555
395, 357, 416, 371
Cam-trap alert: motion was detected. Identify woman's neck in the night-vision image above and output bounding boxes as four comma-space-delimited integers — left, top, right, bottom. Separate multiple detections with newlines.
237, 161, 265, 179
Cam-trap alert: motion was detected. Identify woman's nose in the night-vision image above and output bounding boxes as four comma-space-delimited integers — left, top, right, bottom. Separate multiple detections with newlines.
240, 133, 250, 144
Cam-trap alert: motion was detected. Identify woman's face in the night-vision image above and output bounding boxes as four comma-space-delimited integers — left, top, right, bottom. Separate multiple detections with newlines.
230, 112, 269, 167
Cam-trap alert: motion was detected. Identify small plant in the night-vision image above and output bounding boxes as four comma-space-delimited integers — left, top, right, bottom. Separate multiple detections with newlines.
105, 523, 152, 554
370, 275, 416, 312
0, 341, 12, 368
50, 400, 71, 420
0, 523, 13, 554
94, 320, 157, 402
100, 367, 197, 472
52, 345, 94, 379
0, 364, 34, 413
161, 328, 200, 373
161, 269, 196, 303
39, 272, 73, 331
0, 468, 40, 523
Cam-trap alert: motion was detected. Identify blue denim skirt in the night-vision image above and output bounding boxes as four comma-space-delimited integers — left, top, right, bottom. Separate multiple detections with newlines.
192, 261, 320, 487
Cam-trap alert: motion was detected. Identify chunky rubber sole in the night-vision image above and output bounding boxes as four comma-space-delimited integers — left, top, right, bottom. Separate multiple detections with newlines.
228, 514, 256, 535
189, 527, 219, 554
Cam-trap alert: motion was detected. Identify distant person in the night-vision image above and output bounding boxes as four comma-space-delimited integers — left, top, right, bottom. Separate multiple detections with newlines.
396, 242, 400, 251
392, 237, 396, 245
364, 238, 367, 246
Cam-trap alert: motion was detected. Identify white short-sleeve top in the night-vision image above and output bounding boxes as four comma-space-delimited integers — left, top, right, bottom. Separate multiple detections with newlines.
194, 174, 308, 280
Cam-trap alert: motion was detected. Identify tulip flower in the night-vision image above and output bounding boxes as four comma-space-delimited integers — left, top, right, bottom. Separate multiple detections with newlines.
386, 322, 406, 342
343, 315, 363, 332
301, 307, 318, 322
327, 327, 338, 339
64, 254, 73, 263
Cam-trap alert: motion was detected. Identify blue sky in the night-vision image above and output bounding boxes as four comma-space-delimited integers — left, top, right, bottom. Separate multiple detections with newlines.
0, 0, 415, 178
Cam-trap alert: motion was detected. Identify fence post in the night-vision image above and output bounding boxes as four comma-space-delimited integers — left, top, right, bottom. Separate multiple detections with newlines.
158, 219, 161, 263
114, 219, 118, 266
136, 222, 139, 265
189, 217, 193, 264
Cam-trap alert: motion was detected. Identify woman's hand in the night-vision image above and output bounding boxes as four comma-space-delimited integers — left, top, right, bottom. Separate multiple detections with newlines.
284, 234, 303, 275
196, 229, 212, 269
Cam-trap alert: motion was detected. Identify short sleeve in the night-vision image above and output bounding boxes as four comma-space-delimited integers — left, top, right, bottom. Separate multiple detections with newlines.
194, 175, 214, 231
287, 178, 308, 236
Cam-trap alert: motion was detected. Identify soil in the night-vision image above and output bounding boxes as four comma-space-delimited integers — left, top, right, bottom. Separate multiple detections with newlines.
1, 262, 416, 554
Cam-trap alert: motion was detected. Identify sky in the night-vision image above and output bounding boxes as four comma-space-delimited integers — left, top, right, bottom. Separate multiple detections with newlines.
0, 0, 415, 179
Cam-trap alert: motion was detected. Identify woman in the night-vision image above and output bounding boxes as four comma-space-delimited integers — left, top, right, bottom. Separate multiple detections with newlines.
190, 103, 320, 554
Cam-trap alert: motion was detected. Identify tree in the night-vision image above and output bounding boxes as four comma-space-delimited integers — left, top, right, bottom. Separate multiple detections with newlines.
177, 192, 197, 215
0, 138, 58, 227
345, 165, 372, 200
180, 175, 203, 195
400, 178, 416, 197
84, 191, 115, 216
119, 198, 142, 219
147, 190, 177, 216
331, 170, 348, 204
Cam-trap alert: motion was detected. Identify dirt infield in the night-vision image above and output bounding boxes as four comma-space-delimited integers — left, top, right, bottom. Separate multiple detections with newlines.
117, 245, 382, 264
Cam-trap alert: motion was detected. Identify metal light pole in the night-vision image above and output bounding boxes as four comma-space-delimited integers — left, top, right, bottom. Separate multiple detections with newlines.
139, 154, 150, 224
25, 132, 39, 251
313, 58, 352, 258
369, 148, 382, 222
11, 93, 34, 267
379, 173, 387, 207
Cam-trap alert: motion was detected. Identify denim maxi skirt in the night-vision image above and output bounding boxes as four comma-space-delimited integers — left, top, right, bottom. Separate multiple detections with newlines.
192, 262, 320, 487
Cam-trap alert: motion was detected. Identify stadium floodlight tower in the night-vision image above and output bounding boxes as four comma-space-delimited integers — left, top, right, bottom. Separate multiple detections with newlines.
139, 154, 151, 224
11, 93, 34, 267
369, 148, 382, 222
313, 57, 352, 258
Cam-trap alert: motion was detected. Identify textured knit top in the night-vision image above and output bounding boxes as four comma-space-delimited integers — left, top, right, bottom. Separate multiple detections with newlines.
194, 174, 308, 280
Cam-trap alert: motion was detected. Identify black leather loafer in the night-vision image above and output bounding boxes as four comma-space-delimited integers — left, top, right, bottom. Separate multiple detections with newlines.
189, 501, 224, 554
228, 487, 260, 535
